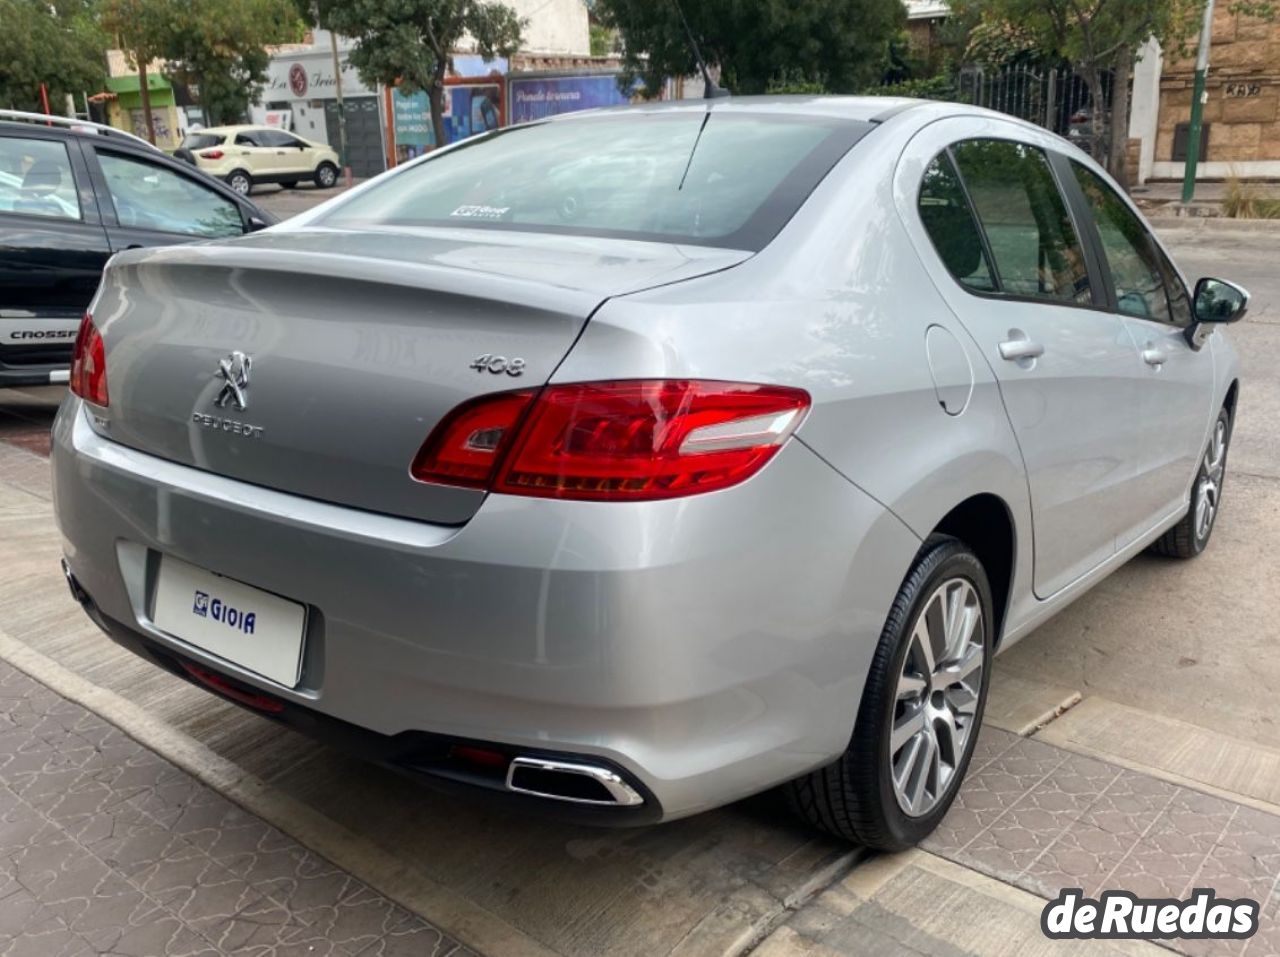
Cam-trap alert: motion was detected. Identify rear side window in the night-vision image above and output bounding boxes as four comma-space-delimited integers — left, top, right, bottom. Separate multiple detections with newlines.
918, 152, 996, 292
1071, 162, 1178, 325
319, 113, 871, 251
950, 139, 1092, 306
234, 132, 264, 147
0, 136, 81, 221
181, 133, 224, 151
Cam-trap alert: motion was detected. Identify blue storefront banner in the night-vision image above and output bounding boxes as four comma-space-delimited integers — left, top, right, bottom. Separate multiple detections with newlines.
509, 74, 637, 125
393, 83, 502, 160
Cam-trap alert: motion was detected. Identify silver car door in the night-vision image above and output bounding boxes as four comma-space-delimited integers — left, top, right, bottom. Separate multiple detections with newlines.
1066, 159, 1217, 536
896, 117, 1147, 599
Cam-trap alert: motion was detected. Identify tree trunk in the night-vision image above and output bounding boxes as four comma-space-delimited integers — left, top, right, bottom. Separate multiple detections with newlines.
1108, 48, 1133, 184
138, 57, 156, 145
428, 69, 447, 150
1081, 65, 1107, 163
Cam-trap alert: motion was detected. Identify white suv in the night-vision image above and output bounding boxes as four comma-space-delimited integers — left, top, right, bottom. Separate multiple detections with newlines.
179, 126, 341, 196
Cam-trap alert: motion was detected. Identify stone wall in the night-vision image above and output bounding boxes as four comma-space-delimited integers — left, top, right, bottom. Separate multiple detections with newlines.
1155, 9, 1280, 168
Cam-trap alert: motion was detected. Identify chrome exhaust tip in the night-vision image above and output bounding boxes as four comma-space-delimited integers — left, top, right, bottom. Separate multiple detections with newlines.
60, 558, 90, 607
505, 756, 644, 807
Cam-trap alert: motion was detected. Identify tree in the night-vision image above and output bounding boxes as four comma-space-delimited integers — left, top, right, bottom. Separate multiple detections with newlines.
163, 0, 303, 126
101, 0, 178, 144
319, 0, 523, 149
594, 0, 906, 96
0, 0, 107, 113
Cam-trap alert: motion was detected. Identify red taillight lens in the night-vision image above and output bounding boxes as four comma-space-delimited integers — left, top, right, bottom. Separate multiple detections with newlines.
411, 380, 809, 501
70, 314, 108, 407
200, 149, 224, 160
411, 389, 536, 487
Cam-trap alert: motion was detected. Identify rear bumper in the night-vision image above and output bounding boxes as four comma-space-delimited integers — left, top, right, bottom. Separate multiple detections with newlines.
51, 397, 919, 820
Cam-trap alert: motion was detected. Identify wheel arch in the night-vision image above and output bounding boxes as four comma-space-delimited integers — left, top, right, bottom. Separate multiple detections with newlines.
930, 493, 1016, 646
1224, 378, 1240, 419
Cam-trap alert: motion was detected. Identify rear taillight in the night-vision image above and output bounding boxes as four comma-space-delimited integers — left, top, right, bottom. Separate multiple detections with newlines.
200, 149, 224, 160
411, 380, 809, 501
70, 313, 108, 407
411, 390, 536, 488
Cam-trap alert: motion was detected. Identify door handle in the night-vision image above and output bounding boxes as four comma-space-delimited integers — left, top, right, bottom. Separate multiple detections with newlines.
1142, 347, 1168, 367
998, 338, 1045, 361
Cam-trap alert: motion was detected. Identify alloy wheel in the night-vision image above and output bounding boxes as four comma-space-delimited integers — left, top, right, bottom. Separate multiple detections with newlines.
319, 166, 337, 187
230, 175, 250, 195
1195, 418, 1228, 541
890, 577, 985, 817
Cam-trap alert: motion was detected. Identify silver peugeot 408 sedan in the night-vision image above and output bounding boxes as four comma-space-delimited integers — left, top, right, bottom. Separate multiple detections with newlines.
52, 98, 1247, 850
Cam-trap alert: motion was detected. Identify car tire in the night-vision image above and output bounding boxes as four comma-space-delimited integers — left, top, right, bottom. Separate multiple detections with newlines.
226, 170, 253, 196
1149, 406, 1232, 559
281, 181, 298, 190
315, 162, 339, 189
785, 536, 993, 850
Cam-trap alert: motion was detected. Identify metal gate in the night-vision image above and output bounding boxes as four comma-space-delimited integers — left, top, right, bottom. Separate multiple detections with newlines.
325, 96, 386, 179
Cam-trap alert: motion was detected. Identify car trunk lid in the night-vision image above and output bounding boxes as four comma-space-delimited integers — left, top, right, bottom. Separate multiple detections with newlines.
93, 227, 748, 525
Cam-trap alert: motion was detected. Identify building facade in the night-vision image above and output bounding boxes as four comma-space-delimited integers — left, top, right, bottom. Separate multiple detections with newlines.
1132, 8, 1280, 181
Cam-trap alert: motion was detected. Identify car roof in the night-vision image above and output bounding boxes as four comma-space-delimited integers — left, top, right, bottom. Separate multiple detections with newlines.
542, 95, 942, 125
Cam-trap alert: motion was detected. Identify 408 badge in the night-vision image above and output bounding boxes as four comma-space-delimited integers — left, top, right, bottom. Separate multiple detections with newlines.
1043, 888, 1259, 941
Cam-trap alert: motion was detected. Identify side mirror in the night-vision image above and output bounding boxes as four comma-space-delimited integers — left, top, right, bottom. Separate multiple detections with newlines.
245, 215, 270, 233
1194, 277, 1249, 324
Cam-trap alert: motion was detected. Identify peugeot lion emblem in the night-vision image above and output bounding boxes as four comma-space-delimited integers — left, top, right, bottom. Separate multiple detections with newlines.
214, 351, 252, 412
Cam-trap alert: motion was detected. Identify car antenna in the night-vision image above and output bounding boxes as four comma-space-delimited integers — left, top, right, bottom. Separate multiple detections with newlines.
669, 0, 730, 99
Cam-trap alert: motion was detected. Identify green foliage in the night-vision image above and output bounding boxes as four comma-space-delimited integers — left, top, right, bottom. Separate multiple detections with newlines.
589, 22, 615, 57
162, 0, 303, 126
319, 0, 523, 146
866, 73, 961, 101
0, 0, 107, 111
765, 70, 826, 95
594, 0, 906, 96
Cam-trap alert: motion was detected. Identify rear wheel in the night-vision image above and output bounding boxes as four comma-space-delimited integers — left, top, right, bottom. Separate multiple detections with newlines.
315, 162, 339, 189
786, 537, 992, 850
1150, 406, 1231, 559
225, 170, 252, 196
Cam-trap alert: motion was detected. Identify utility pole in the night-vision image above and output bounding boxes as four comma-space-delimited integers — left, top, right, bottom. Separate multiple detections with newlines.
329, 29, 352, 187
1181, 0, 1215, 204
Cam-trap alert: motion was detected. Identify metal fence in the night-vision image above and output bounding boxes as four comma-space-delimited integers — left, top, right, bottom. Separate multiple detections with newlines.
955, 64, 1113, 158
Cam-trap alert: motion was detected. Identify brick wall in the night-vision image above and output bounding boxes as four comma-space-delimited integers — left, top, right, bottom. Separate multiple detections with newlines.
1156, 9, 1280, 166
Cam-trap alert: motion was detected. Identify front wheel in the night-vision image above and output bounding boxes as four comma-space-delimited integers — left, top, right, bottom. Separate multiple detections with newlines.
1149, 406, 1231, 559
785, 537, 993, 850
315, 162, 339, 189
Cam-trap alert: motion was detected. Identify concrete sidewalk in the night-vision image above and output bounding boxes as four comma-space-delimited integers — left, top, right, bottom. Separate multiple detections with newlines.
0, 654, 469, 956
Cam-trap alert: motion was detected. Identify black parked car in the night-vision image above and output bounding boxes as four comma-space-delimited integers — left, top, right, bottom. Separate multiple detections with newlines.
0, 112, 276, 388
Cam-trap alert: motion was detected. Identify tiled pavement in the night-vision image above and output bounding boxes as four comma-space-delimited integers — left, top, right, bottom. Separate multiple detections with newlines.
0, 659, 473, 957
923, 727, 1280, 956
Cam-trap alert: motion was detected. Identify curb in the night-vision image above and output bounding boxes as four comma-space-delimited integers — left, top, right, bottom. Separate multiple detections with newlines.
1149, 215, 1280, 234
0, 625, 557, 957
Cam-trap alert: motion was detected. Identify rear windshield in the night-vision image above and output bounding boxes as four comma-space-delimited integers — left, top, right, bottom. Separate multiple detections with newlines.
319, 112, 871, 251
181, 133, 224, 150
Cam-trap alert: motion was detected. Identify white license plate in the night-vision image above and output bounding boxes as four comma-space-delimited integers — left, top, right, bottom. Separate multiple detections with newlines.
152, 556, 306, 688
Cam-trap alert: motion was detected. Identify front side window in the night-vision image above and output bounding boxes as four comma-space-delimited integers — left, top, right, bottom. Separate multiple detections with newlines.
319, 113, 871, 251
951, 139, 1092, 305
1071, 162, 1174, 324
918, 152, 996, 292
0, 136, 81, 221
98, 152, 243, 238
